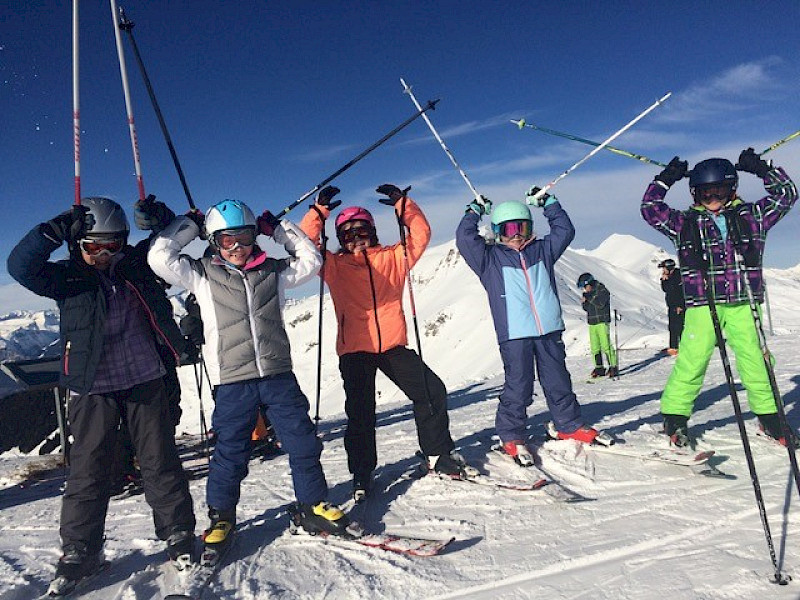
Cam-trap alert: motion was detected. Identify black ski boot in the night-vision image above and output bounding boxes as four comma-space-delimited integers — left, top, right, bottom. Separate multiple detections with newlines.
352, 473, 372, 504
166, 528, 196, 570
590, 366, 606, 378
663, 414, 691, 448
607, 366, 619, 378
427, 451, 480, 479
758, 413, 800, 448
47, 544, 105, 597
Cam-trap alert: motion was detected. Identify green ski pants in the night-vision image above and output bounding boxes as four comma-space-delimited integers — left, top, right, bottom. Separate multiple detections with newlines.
589, 322, 617, 368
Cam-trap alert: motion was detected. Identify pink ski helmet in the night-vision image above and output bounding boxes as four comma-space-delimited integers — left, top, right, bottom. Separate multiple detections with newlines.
334, 206, 375, 231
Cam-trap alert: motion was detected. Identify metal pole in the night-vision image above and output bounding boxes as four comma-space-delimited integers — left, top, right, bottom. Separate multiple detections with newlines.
53, 387, 69, 465
72, 0, 81, 206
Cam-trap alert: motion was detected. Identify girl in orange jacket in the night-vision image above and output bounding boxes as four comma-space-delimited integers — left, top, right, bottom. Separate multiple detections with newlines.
300, 184, 474, 502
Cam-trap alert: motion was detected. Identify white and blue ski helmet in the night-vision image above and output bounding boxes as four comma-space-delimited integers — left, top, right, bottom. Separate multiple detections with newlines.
205, 199, 257, 239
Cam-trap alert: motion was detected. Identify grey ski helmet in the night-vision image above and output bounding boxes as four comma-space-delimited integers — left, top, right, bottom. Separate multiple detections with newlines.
688, 158, 738, 197
577, 272, 595, 288
80, 197, 130, 239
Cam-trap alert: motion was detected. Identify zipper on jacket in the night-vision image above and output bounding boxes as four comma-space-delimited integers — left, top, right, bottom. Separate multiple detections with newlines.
125, 281, 180, 361
364, 253, 382, 352
241, 272, 265, 378
63, 340, 71, 376
519, 254, 544, 335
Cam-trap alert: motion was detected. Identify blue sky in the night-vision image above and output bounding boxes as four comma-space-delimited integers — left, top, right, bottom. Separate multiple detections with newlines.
2, 1, 800, 313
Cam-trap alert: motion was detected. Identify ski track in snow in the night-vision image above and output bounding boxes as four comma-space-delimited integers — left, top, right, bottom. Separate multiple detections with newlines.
3, 238, 800, 599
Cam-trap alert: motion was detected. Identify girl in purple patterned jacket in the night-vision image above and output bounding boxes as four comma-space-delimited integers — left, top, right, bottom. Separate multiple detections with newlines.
641, 148, 797, 447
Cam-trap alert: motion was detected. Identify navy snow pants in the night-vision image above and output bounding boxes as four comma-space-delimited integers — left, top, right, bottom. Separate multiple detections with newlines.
207, 372, 327, 511
497, 333, 583, 443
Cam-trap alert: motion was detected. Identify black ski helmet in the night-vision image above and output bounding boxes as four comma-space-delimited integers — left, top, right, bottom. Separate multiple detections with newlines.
658, 258, 676, 270
577, 272, 595, 288
688, 158, 738, 198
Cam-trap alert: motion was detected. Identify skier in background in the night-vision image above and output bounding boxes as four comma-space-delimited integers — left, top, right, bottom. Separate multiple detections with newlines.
146, 198, 353, 560
300, 184, 476, 503
7, 197, 196, 594
641, 148, 798, 447
456, 188, 613, 467
577, 273, 618, 378
658, 258, 685, 356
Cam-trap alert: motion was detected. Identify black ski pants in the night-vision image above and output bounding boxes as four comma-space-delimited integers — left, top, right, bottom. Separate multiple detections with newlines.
339, 346, 454, 479
668, 306, 685, 350
60, 377, 195, 553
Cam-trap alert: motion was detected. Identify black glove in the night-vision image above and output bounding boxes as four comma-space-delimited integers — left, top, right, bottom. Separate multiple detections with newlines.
180, 294, 205, 347
257, 210, 280, 237
42, 205, 90, 244
315, 185, 341, 210
526, 186, 555, 208
735, 147, 771, 178
134, 195, 175, 233
376, 184, 411, 206
655, 156, 688, 188
185, 209, 207, 239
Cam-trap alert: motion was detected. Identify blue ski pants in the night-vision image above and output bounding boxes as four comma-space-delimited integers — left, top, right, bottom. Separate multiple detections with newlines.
497, 333, 583, 443
207, 372, 327, 511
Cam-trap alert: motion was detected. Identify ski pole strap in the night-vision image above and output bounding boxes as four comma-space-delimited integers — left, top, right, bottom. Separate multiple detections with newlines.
275, 100, 440, 219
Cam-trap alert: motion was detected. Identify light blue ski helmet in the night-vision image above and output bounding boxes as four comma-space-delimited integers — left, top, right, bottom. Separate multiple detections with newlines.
204, 199, 257, 239
490, 201, 532, 236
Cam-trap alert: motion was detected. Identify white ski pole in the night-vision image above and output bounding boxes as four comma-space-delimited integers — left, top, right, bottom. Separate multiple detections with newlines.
400, 78, 482, 202
72, 0, 81, 206
109, 0, 146, 202
529, 92, 672, 203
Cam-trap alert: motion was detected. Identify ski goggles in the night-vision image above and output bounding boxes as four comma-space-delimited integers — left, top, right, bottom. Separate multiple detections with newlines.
79, 237, 125, 256
339, 225, 373, 244
695, 184, 734, 204
213, 228, 256, 251
497, 220, 532, 239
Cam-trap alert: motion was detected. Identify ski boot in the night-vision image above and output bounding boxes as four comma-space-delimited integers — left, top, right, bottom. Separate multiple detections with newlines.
352, 473, 372, 504
590, 366, 606, 378
290, 501, 356, 537
757, 413, 800, 448
110, 471, 144, 500
500, 441, 535, 467
546, 422, 615, 446
47, 544, 105, 597
663, 414, 692, 448
426, 451, 480, 479
202, 508, 236, 564
166, 528, 196, 571
606, 366, 619, 378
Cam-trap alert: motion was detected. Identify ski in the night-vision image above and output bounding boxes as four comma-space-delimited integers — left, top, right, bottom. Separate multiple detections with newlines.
287, 523, 453, 557
487, 445, 592, 502
39, 561, 111, 598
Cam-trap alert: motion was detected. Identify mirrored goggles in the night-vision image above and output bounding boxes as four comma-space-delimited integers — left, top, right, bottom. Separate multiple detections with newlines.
498, 219, 532, 239
213, 228, 256, 250
79, 237, 125, 256
695, 184, 733, 204
339, 226, 373, 244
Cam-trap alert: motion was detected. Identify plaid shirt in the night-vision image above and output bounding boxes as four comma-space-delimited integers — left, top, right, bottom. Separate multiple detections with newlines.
641, 167, 797, 308
89, 265, 165, 394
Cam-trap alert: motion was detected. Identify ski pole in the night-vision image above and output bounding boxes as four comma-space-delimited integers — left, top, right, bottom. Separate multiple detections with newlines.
310, 207, 328, 434
613, 309, 620, 373
275, 100, 440, 219
72, 0, 81, 206
109, 0, 146, 202
192, 352, 211, 461
400, 78, 483, 201
762, 128, 800, 156
118, 7, 196, 210
393, 194, 434, 414
529, 92, 671, 203
703, 269, 788, 585
733, 249, 800, 498
510, 119, 667, 168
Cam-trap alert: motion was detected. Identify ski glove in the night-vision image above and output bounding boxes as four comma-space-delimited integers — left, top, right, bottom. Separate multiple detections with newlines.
134, 195, 175, 234
655, 156, 688, 188
42, 205, 90, 244
185, 209, 207, 239
257, 210, 281, 237
735, 147, 771, 178
526, 186, 556, 208
315, 185, 341, 210
376, 184, 410, 206
466, 195, 492, 217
